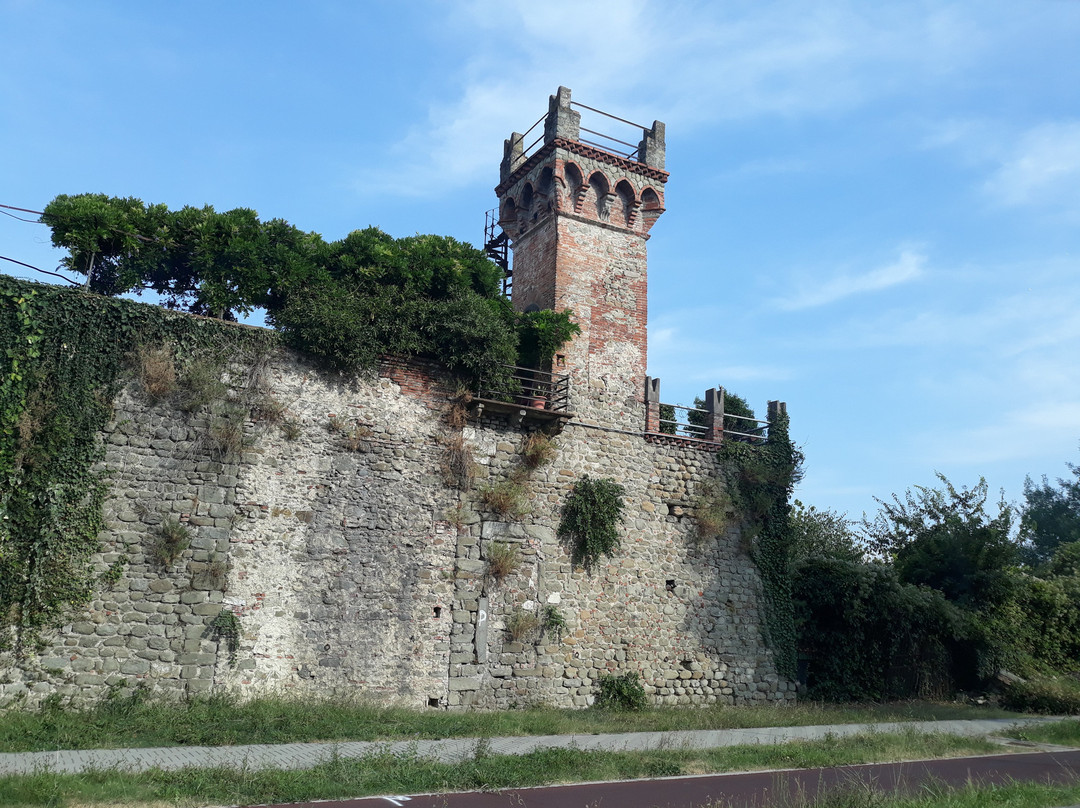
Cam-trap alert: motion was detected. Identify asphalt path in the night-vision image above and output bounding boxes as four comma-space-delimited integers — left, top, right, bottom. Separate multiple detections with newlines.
257, 749, 1080, 808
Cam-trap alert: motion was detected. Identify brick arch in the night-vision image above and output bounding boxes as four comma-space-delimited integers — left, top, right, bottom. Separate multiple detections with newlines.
563, 161, 585, 213
612, 179, 637, 227
586, 170, 611, 221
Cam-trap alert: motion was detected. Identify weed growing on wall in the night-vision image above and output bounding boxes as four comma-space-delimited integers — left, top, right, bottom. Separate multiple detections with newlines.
0, 275, 275, 654
505, 608, 541, 642
594, 671, 648, 710
558, 476, 626, 569
208, 608, 241, 665
484, 541, 521, 585
152, 519, 192, 567
692, 478, 731, 547
521, 431, 557, 469
541, 604, 568, 639
479, 480, 528, 518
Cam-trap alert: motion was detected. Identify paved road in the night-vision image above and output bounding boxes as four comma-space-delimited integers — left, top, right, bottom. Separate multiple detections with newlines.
0, 718, 1062, 775
260, 749, 1080, 808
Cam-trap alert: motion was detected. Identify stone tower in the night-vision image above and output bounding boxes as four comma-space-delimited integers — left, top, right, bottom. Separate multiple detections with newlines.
495, 86, 667, 427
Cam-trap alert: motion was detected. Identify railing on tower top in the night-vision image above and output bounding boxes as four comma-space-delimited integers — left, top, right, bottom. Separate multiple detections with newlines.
508, 102, 647, 162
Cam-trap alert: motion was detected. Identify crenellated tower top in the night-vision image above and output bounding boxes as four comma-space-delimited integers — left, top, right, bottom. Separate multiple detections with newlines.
493, 87, 667, 427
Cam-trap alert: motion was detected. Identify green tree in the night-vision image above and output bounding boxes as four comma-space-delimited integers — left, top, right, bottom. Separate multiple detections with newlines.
1020, 454, 1080, 563
862, 474, 1019, 608
789, 500, 863, 562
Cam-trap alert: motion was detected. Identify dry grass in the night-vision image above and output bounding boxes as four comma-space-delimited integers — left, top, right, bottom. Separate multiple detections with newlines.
441, 433, 477, 489
479, 480, 528, 518
485, 541, 521, 585
134, 345, 177, 401
521, 431, 557, 468
505, 608, 541, 641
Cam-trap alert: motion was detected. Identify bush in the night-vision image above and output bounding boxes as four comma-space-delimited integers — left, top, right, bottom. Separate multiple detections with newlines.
793, 556, 972, 700
1001, 676, 1080, 715
594, 672, 648, 711
558, 476, 626, 568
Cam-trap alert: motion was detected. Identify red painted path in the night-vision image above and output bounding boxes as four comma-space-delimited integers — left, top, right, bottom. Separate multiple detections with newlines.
255, 748, 1080, 808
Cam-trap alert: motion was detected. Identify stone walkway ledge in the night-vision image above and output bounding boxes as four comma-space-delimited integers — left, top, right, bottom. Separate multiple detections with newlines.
0, 717, 1066, 776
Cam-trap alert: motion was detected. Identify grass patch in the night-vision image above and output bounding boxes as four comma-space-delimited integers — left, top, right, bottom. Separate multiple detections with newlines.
0, 730, 1007, 808
1011, 717, 1080, 747
0, 694, 1030, 755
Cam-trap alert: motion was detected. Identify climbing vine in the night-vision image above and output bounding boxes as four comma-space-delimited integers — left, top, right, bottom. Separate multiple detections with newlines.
0, 275, 274, 654
717, 410, 803, 677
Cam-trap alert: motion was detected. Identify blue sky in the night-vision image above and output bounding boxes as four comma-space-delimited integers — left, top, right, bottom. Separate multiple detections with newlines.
2, 1, 1079, 522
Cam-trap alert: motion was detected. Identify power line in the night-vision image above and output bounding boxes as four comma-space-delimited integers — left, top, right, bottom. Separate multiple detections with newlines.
0, 254, 77, 285
0, 203, 44, 216
0, 208, 41, 224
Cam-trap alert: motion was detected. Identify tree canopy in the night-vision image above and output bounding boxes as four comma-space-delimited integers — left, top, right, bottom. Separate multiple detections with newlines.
40, 193, 579, 386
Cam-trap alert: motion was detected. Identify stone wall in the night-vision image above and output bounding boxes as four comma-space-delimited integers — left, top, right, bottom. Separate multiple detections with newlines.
1, 347, 795, 709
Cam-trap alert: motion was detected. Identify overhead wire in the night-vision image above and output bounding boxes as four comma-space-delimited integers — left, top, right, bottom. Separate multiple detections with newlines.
0, 254, 78, 285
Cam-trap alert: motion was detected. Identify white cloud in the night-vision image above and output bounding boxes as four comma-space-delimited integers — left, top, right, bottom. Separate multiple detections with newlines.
773, 249, 925, 310
357, 1, 982, 196
984, 121, 1080, 211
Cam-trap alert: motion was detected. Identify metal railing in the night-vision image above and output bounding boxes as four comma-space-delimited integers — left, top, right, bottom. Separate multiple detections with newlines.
656, 402, 709, 439
476, 364, 570, 412
651, 401, 770, 443
508, 101, 646, 163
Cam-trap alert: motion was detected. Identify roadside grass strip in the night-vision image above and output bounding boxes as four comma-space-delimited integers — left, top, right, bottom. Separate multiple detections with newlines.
0, 729, 1007, 807
0, 693, 1030, 754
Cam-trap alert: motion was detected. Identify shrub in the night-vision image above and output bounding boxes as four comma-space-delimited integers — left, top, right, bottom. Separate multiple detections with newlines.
1001, 676, 1080, 715
485, 541, 520, 585
594, 671, 648, 711
152, 519, 191, 567
558, 476, 626, 568
505, 608, 541, 642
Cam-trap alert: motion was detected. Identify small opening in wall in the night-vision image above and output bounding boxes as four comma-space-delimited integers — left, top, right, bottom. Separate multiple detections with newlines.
433, 606, 442, 618
428, 697, 440, 708
666, 579, 676, 592
555, 354, 566, 368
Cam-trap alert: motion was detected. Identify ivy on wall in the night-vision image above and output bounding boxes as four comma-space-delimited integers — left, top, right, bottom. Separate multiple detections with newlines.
718, 411, 803, 678
0, 275, 274, 654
